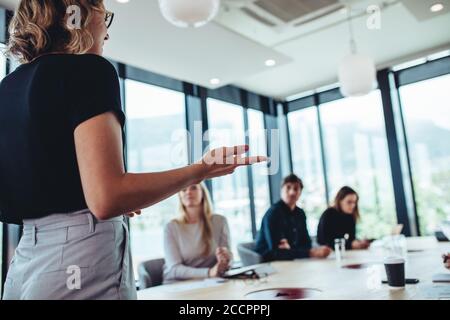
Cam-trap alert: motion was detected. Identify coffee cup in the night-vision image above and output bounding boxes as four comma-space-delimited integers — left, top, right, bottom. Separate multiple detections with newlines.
384, 257, 405, 289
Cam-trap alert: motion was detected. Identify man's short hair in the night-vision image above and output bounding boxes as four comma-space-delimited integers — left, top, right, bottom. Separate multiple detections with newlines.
282, 174, 304, 189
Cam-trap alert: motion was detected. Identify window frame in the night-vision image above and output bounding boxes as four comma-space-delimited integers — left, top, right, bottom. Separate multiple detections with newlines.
394, 64, 450, 235
285, 55, 450, 237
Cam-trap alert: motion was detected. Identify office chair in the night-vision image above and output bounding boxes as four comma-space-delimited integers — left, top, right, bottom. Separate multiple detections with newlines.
237, 241, 263, 267
138, 258, 165, 289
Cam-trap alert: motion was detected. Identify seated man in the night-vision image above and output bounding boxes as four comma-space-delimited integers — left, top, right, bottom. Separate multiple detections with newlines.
255, 174, 331, 262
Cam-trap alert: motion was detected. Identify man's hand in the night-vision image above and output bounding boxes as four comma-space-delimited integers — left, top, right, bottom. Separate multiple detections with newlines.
309, 246, 332, 259
278, 239, 291, 250
351, 239, 370, 250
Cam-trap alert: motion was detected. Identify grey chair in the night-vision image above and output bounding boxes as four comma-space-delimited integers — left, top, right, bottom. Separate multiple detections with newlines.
237, 241, 263, 267
138, 258, 165, 290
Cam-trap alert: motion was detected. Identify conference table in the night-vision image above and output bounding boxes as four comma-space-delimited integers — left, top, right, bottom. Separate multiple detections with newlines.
138, 237, 450, 300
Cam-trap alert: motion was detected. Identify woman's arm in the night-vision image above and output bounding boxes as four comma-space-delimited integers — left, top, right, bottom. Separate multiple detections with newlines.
74, 112, 265, 220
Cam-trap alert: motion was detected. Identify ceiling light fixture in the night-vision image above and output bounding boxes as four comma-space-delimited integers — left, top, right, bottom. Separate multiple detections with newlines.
265, 59, 276, 67
338, 6, 377, 97
210, 78, 221, 85
430, 3, 444, 12
159, 0, 221, 28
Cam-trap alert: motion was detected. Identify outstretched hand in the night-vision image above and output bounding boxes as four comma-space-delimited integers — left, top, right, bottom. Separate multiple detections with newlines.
198, 145, 267, 181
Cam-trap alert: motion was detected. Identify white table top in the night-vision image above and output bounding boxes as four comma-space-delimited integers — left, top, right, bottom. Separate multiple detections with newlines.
138, 237, 450, 300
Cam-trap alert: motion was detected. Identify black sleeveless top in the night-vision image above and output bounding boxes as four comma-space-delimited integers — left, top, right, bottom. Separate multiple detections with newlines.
0, 54, 125, 224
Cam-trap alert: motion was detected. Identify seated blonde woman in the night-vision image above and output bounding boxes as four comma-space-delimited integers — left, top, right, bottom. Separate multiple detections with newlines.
163, 183, 232, 283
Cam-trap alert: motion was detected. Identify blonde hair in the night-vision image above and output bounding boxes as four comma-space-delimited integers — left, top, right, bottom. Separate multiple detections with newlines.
7, 0, 104, 63
177, 183, 214, 257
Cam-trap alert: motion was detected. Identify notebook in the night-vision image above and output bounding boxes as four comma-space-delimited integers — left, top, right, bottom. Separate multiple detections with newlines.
432, 273, 450, 283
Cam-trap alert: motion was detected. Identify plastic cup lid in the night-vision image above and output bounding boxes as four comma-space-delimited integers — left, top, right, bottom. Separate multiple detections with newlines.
384, 256, 405, 264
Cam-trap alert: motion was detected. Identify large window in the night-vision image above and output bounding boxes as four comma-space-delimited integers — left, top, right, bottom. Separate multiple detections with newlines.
125, 80, 188, 270
319, 91, 397, 239
288, 107, 327, 233
0, 44, 5, 293
247, 109, 271, 228
207, 98, 252, 254
399, 74, 450, 235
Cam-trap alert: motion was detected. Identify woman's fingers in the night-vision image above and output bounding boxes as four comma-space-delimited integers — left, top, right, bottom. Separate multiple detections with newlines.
125, 209, 142, 218
223, 145, 249, 157
205, 146, 249, 165
224, 155, 268, 166
200, 146, 268, 180
205, 146, 267, 166
217, 252, 230, 260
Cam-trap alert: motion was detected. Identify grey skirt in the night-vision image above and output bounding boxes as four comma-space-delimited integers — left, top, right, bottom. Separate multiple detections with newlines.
2, 209, 137, 300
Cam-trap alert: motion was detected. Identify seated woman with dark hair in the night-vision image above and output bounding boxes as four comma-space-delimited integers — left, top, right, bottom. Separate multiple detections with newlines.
317, 186, 370, 250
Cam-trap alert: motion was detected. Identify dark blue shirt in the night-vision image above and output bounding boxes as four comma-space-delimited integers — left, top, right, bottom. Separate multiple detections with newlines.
255, 200, 312, 261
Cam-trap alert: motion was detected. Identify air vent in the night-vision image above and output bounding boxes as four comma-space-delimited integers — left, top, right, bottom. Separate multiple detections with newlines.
217, 0, 355, 46
241, 7, 278, 27
254, 0, 340, 23
293, 4, 345, 27
223, 0, 345, 29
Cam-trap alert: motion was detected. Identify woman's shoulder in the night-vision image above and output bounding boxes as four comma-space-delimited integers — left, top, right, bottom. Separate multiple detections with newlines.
71, 53, 114, 66
32, 53, 110, 67
33, 54, 117, 80
164, 219, 181, 232
211, 214, 228, 225
166, 218, 182, 226
66, 54, 117, 76
321, 207, 339, 218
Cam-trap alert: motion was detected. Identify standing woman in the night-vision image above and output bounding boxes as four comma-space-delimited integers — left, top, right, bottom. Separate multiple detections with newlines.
0, 0, 264, 300
317, 187, 370, 250
163, 184, 232, 284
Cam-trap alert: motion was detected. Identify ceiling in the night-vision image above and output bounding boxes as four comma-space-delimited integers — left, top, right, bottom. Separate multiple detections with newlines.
1, 0, 449, 100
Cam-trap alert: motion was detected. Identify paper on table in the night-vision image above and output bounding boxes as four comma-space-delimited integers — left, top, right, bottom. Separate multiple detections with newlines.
432, 273, 450, 283
161, 278, 227, 293
420, 284, 450, 299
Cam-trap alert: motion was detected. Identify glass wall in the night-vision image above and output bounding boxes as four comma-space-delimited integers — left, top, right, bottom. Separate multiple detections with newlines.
207, 98, 252, 253
125, 79, 188, 270
288, 107, 327, 233
399, 74, 450, 235
0, 43, 5, 292
247, 109, 271, 229
319, 91, 397, 239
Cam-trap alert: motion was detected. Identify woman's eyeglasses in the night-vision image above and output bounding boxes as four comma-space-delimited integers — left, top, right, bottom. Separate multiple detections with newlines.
105, 10, 114, 29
